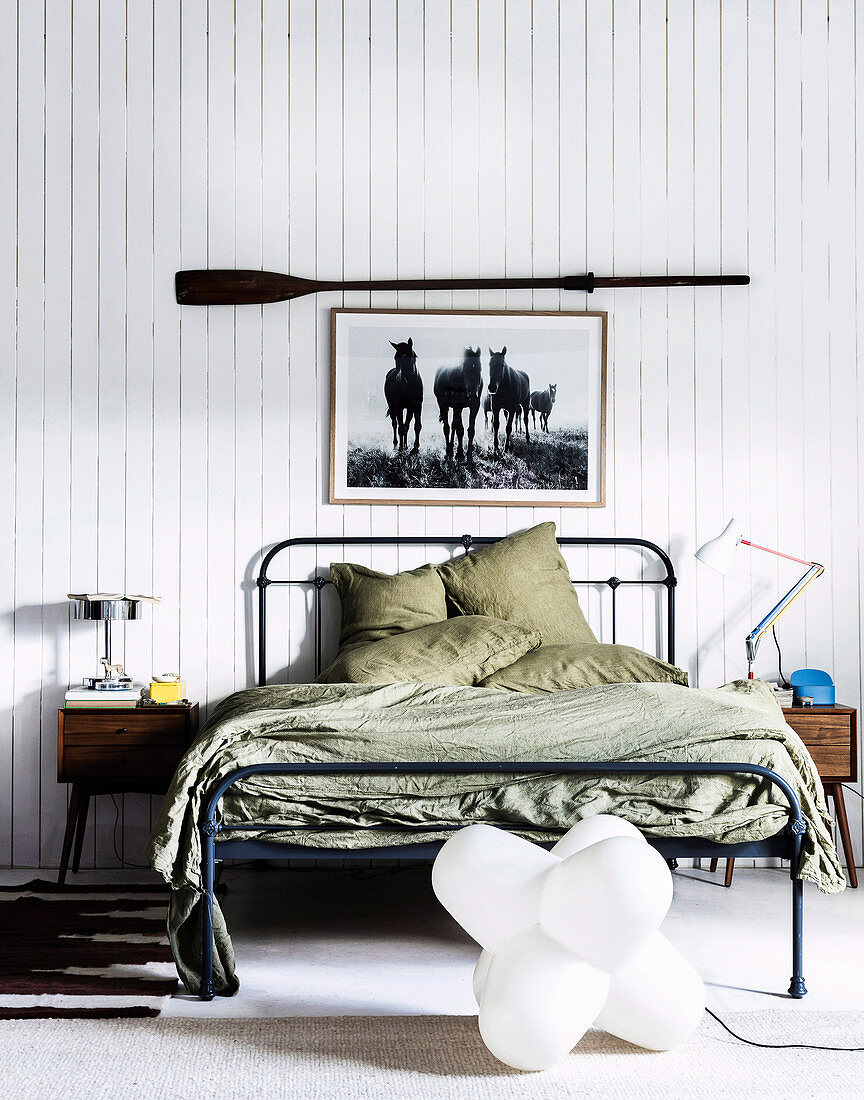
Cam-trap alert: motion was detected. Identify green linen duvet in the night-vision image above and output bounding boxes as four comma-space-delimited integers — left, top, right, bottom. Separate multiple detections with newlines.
147, 678, 845, 996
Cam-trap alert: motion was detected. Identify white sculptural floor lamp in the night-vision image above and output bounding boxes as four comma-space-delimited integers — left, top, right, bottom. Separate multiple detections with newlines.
695, 519, 824, 679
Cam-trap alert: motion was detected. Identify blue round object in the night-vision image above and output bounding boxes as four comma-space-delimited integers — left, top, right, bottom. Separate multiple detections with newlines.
789, 669, 835, 706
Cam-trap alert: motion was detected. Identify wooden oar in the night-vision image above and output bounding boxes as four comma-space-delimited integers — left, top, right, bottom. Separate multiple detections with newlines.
174, 269, 749, 306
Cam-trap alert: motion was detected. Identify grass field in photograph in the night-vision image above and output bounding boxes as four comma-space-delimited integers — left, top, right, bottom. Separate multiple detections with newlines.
346, 426, 588, 491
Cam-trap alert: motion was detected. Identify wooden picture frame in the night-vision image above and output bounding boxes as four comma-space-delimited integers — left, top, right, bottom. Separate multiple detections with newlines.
329, 307, 607, 507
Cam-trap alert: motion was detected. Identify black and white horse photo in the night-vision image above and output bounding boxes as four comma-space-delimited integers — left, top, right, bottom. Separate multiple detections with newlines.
333, 310, 604, 505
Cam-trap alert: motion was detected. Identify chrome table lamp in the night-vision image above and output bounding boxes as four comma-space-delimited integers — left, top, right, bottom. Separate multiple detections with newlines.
695, 519, 824, 679
68, 594, 146, 690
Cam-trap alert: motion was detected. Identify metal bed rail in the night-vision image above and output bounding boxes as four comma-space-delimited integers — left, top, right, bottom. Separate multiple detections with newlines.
256, 535, 677, 684
199, 760, 808, 1002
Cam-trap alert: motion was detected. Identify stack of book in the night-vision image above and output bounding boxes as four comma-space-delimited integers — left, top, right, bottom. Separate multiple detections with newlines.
65, 687, 143, 708
771, 684, 795, 708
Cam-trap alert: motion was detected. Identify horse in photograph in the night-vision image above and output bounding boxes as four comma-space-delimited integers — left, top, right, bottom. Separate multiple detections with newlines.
530, 383, 557, 432
434, 347, 484, 465
485, 390, 521, 431
487, 347, 530, 453
384, 338, 423, 452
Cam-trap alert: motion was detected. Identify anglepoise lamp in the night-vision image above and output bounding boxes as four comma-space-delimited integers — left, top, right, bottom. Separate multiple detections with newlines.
695, 519, 824, 679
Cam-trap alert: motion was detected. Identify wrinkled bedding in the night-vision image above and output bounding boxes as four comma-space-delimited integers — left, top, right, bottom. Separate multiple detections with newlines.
147, 678, 844, 995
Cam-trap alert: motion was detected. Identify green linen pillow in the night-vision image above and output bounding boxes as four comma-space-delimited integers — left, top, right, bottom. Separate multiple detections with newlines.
478, 642, 689, 694
316, 615, 541, 686
436, 522, 596, 646
330, 561, 448, 650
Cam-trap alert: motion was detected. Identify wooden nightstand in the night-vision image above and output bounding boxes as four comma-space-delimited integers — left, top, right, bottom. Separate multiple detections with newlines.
57, 703, 198, 884
715, 704, 858, 888
783, 705, 858, 888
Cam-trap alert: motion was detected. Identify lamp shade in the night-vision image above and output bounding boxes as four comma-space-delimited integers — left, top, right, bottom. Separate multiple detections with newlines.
70, 598, 142, 621
694, 518, 742, 575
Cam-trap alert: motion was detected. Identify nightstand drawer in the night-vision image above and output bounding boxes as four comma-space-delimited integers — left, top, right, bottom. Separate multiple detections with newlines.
798, 737, 852, 781
57, 704, 198, 784
782, 707, 856, 782
60, 709, 189, 746
60, 744, 186, 782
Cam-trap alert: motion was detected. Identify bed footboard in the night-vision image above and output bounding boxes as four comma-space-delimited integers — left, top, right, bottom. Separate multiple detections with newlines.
197, 761, 807, 1002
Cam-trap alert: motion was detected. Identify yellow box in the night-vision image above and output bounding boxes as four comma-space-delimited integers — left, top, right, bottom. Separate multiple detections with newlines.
150, 680, 186, 704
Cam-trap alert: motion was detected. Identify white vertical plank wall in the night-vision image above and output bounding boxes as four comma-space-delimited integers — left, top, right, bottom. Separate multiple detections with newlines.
1, 0, 862, 870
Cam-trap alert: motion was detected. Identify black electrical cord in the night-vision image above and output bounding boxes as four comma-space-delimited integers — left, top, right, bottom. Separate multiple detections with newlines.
772, 626, 790, 689
110, 794, 150, 869
706, 1007, 864, 1051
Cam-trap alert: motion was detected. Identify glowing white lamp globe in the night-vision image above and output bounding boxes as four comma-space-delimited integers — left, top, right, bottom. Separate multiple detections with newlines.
594, 931, 706, 1050
433, 818, 705, 1070
472, 948, 493, 1006
431, 823, 559, 952
478, 924, 610, 1072
550, 812, 646, 859
539, 836, 673, 973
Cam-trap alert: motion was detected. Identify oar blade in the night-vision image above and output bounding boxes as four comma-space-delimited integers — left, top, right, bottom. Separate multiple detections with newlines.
174, 269, 317, 305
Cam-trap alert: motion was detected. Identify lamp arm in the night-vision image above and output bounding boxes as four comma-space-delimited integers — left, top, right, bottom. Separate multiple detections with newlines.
745, 563, 824, 666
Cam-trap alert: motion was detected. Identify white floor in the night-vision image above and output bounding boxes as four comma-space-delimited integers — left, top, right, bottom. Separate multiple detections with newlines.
6, 863, 861, 1019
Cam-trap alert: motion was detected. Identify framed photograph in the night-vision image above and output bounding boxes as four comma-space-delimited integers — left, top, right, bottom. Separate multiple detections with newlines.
329, 308, 607, 507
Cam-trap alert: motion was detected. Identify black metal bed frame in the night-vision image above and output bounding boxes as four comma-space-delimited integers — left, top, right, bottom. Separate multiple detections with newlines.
198, 534, 808, 1001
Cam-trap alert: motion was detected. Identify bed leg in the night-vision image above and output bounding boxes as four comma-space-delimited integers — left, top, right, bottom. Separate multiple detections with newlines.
200, 825, 216, 1001
788, 875, 807, 998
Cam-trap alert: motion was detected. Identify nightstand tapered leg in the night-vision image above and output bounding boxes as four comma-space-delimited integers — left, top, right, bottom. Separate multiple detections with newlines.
70, 788, 91, 874
707, 857, 734, 884
828, 784, 858, 888
58, 784, 82, 885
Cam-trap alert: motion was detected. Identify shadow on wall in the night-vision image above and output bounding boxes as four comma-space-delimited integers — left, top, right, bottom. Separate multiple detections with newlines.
2, 602, 71, 693
678, 578, 774, 687
242, 544, 325, 688
242, 549, 259, 688
1, 604, 72, 865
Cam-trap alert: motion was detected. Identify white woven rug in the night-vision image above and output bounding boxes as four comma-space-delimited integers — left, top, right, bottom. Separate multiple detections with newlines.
1, 1012, 860, 1099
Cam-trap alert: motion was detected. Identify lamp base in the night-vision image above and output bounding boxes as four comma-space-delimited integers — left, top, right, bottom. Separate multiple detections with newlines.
82, 676, 134, 691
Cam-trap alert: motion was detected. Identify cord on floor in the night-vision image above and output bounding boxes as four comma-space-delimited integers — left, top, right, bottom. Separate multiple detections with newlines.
706, 1008, 864, 1052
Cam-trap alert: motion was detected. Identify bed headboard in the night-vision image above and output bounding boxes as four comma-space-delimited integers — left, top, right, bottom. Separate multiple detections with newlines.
255, 535, 677, 686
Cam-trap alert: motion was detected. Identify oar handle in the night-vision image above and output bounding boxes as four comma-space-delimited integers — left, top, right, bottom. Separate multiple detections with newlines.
317, 275, 596, 294
594, 274, 750, 289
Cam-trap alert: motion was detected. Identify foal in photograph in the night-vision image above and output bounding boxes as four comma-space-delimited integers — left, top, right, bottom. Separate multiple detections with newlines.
434, 347, 484, 465
530, 383, 557, 432
487, 347, 531, 453
384, 338, 423, 452
483, 390, 521, 429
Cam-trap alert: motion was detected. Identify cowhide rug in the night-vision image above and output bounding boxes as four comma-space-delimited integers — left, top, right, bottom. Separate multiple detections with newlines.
0, 879, 177, 1019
